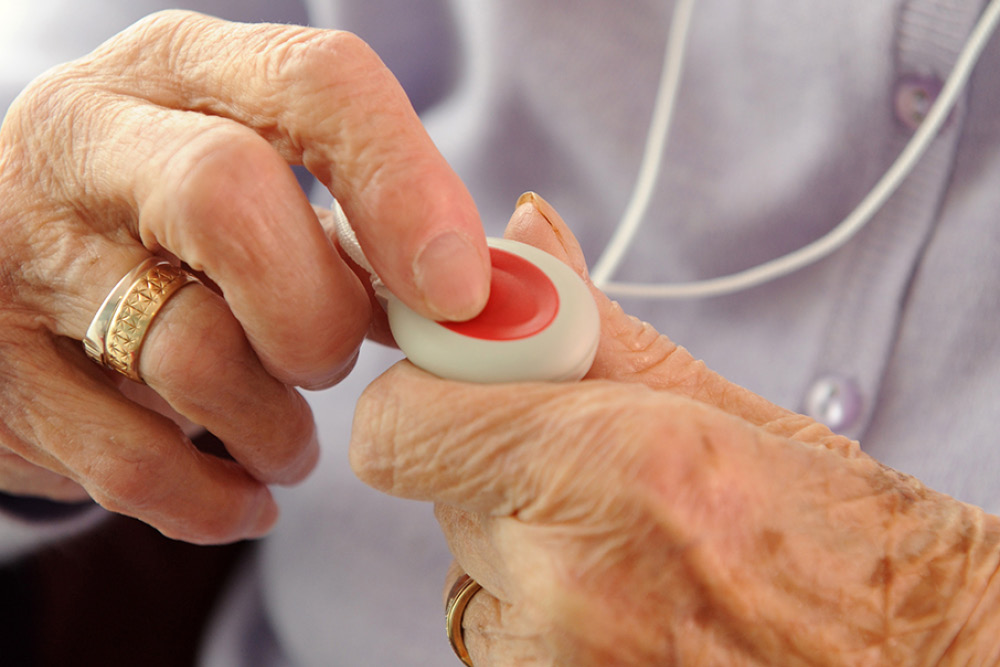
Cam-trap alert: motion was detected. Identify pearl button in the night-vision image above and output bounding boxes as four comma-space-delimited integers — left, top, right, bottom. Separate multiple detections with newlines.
804, 375, 863, 433
894, 75, 943, 131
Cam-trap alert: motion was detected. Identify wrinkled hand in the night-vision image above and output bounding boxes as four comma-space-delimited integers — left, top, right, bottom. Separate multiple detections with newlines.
351, 194, 1000, 665
0, 10, 490, 543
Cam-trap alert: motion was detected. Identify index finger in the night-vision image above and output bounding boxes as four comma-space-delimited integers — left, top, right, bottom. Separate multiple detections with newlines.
349, 362, 670, 516
96, 10, 491, 323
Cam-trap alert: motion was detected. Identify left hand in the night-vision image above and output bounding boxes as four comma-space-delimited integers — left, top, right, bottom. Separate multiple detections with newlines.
350, 193, 1000, 666
0, 11, 490, 541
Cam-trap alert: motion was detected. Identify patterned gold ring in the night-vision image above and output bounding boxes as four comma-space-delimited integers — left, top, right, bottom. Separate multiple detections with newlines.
445, 573, 483, 666
83, 258, 201, 382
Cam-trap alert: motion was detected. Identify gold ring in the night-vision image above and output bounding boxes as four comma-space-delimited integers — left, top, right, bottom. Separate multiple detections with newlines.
83, 258, 200, 382
445, 573, 483, 666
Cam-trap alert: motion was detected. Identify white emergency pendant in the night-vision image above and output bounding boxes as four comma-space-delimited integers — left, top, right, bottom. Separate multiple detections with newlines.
333, 204, 600, 383
388, 238, 599, 382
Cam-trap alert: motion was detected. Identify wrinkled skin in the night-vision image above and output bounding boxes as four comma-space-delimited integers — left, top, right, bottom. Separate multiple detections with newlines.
351, 194, 1000, 666
0, 11, 490, 543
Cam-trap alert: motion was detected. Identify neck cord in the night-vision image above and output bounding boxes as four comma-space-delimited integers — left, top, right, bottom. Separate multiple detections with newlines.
591, 0, 1000, 298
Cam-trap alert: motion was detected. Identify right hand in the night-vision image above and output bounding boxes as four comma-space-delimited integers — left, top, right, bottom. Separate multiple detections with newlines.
0, 10, 490, 543
353, 196, 1000, 666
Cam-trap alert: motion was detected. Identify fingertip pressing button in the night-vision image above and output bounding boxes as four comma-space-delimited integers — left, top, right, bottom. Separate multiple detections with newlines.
441, 247, 559, 341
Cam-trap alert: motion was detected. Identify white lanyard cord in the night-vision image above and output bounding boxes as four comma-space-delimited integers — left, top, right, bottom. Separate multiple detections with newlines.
591, 0, 1000, 299
589, 0, 697, 288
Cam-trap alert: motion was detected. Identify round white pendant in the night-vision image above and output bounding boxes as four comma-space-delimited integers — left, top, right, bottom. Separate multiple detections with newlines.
387, 238, 600, 383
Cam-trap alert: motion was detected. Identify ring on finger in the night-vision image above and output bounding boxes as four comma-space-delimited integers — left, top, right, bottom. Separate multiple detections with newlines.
445, 573, 483, 666
83, 257, 201, 382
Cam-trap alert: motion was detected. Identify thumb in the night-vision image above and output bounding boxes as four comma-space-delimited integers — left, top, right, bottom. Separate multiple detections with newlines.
503, 192, 705, 388
505, 193, 848, 446
504, 192, 691, 386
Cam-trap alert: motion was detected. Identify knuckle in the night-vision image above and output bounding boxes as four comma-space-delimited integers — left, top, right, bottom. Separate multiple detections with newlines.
129, 8, 203, 32
172, 121, 272, 194
264, 408, 317, 481
140, 292, 318, 484
83, 445, 250, 544
141, 289, 238, 390
166, 505, 246, 545
0, 65, 131, 289
349, 378, 404, 490
85, 452, 165, 516
108, 9, 209, 62
2, 66, 86, 185
349, 374, 416, 493
154, 122, 279, 261
769, 414, 862, 457
172, 121, 271, 194
263, 28, 417, 180
76, 424, 183, 518
268, 29, 379, 88
234, 400, 317, 486
602, 303, 687, 384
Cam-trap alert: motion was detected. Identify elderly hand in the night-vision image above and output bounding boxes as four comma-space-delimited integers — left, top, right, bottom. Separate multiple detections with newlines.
350, 193, 1000, 666
0, 10, 489, 543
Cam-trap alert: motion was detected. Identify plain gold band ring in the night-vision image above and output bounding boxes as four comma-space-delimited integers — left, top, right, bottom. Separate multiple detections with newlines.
445, 573, 483, 666
83, 258, 201, 382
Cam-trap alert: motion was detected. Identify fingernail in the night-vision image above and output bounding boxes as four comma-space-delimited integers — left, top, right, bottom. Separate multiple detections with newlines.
414, 232, 489, 320
509, 191, 582, 271
516, 191, 557, 224
516, 191, 539, 208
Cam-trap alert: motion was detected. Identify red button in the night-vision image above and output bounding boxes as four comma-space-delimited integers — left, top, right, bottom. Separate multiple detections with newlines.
441, 248, 560, 341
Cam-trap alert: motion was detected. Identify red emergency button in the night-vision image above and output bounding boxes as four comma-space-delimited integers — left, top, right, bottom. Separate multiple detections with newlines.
442, 248, 559, 341
387, 237, 600, 383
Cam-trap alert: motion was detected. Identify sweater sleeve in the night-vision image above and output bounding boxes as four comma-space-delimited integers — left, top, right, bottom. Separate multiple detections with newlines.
0, 494, 108, 563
